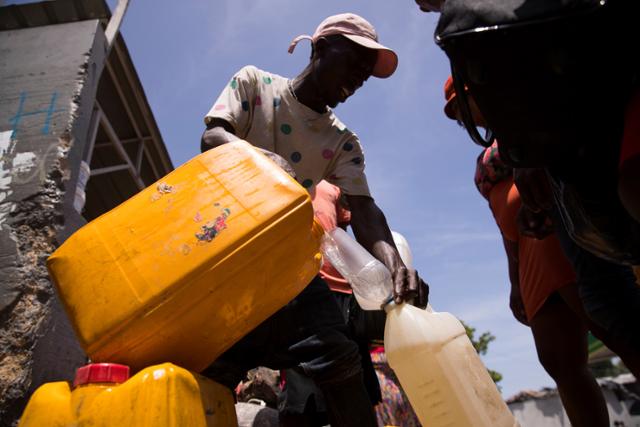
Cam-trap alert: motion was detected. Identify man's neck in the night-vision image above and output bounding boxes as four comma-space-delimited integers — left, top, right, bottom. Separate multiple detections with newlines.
290, 67, 328, 114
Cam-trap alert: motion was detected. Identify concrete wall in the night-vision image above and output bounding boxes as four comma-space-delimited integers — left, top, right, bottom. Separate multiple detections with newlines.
0, 19, 108, 425
508, 388, 637, 426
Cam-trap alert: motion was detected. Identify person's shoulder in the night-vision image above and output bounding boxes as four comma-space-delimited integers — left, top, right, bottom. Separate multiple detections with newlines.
329, 117, 364, 159
330, 114, 359, 140
233, 65, 261, 82
236, 65, 286, 85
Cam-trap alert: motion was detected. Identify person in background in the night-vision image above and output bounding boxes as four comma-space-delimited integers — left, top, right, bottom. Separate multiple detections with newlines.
445, 76, 621, 426
412, 0, 640, 360
369, 345, 421, 427
201, 13, 428, 427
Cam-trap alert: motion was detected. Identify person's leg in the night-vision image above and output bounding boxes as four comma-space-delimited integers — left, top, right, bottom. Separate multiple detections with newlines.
278, 369, 327, 427
529, 293, 609, 427
279, 277, 377, 427
557, 283, 640, 376
279, 290, 385, 426
344, 294, 385, 405
548, 199, 640, 368
203, 276, 376, 427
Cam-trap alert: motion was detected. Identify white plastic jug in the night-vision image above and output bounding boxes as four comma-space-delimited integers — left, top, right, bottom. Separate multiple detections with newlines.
384, 304, 517, 427
320, 228, 393, 310
389, 231, 434, 311
391, 230, 413, 270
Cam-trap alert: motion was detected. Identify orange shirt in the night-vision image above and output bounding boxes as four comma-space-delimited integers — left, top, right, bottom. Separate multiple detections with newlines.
312, 181, 352, 294
489, 178, 576, 321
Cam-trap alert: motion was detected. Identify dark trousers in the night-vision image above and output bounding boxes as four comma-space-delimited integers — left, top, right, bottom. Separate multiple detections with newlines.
279, 292, 386, 426
549, 203, 640, 352
202, 275, 377, 427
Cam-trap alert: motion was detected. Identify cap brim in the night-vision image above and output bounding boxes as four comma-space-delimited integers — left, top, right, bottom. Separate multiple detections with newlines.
342, 34, 398, 78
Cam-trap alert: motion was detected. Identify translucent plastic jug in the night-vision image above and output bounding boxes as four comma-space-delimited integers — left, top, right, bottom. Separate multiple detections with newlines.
389, 230, 433, 311
47, 140, 323, 371
19, 363, 237, 427
384, 303, 518, 426
321, 227, 393, 310
391, 231, 413, 270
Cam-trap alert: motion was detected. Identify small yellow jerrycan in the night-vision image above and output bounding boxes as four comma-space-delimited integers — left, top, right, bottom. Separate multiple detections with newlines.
19, 362, 237, 427
384, 304, 519, 427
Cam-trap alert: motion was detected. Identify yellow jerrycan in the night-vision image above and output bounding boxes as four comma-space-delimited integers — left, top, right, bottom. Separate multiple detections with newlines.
47, 140, 323, 371
384, 304, 518, 426
19, 362, 237, 427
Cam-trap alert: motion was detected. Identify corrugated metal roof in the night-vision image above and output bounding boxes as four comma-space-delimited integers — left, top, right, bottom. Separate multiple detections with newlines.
0, 0, 110, 31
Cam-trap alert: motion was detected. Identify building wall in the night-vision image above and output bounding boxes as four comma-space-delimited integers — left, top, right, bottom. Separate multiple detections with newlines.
0, 19, 107, 425
508, 388, 637, 426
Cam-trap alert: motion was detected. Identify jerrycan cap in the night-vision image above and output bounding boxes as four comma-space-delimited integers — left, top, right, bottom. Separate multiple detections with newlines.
74, 363, 130, 386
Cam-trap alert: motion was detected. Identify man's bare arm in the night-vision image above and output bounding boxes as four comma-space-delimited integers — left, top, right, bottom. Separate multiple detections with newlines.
201, 118, 296, 177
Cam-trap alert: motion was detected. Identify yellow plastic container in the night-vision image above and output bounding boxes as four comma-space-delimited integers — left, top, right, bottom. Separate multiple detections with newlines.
384, 304, 518, 427
18, 363, 237, 427
47, 140, 323, 371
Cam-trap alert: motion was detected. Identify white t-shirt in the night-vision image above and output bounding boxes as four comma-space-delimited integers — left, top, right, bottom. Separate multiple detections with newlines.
204, 65, 371, 197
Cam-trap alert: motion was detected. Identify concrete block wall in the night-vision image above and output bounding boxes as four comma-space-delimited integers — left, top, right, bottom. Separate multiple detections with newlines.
0, 20, 107, 425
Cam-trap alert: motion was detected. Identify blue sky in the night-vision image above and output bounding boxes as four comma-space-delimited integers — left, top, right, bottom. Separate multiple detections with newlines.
15, 0, 555, 397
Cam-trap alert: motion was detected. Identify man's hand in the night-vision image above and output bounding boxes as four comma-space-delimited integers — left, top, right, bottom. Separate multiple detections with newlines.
513, 167, 553, 212
513, 167, 555, 239
392, 265, 429, 308
509, 284, 528, 326
347, 195, 429, 309
516, 206, 554, 239
502, 237, 527, 325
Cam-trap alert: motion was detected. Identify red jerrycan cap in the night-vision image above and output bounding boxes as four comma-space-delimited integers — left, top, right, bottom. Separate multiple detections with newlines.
74, 363, 130, 386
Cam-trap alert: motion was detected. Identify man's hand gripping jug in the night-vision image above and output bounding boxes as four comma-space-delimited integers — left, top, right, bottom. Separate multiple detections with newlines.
321, 228, 518, 427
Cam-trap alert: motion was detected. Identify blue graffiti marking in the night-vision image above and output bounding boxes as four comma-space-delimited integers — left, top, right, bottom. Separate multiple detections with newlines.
9, 91, 66, 139
42, 92, 59, 135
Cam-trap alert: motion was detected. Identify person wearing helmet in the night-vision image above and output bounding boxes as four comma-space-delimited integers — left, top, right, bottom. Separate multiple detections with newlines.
445, 76, 640, 426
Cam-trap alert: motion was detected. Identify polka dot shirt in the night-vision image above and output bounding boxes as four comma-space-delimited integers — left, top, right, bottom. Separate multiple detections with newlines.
204, 65, 371, 197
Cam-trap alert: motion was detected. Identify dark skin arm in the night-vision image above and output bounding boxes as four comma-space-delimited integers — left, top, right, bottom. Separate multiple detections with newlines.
347, 194, 429, 308
513, 168, 554, 239
502, 236, 528, 325
202, 121, 428, 306
201, 118, 239, 151
201, 118, 296, 177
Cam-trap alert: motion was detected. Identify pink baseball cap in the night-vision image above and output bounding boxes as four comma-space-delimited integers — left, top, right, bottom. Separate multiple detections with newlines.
288, 13, 398, 79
